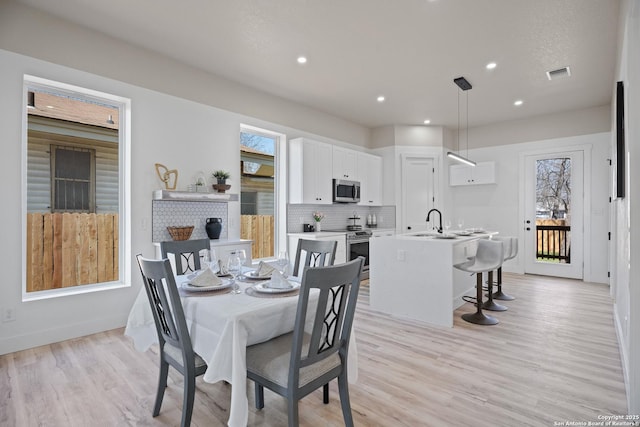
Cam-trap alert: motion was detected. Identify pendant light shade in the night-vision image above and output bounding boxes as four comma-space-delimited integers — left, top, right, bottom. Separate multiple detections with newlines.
450, 76, 476, 167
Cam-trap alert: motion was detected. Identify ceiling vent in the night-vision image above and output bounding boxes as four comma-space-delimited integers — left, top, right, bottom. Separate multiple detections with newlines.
546, 66, 571, 80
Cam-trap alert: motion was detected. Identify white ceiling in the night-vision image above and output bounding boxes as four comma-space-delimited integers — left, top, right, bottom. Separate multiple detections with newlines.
17, 0, 621, 129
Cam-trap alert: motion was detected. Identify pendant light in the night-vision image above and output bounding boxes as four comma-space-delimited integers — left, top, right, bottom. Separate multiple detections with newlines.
447, 76, 476, 167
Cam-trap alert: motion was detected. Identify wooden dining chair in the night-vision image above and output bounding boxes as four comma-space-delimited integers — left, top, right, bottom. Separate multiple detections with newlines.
136, 255, 207, 427
292, 238, 338, 277
160, 238, 210, 275
246, 257, 364, 427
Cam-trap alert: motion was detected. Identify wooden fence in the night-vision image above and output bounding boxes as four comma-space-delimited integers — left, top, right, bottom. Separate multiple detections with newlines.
536, 219, 570, 263
26, 213, 119, 292
241, 215, 274, 260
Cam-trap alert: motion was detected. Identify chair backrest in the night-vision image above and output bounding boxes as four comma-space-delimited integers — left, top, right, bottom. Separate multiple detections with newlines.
136, 255, 196, 361
292, 238, 338, 277
507, 237, 518, 260
289, 257, 364, 388
491, 236, 512, 262
160, 238, 210, 275
475, 239, 505, 271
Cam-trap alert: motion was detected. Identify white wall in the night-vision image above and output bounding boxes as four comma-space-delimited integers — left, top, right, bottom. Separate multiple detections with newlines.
611, 0, 639, 413
447, 133, 611, 284
0, 48, 370, 355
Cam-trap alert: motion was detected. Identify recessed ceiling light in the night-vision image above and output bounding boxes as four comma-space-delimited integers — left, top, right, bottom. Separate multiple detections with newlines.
423, 119, 431, 124
297, 56, 307, 64
514, 100, 523, 106
376, 95, 385, 103
486, 62, 497, 70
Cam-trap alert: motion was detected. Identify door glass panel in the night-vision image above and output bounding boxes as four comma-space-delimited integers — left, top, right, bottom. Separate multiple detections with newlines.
535, 157, 571, 264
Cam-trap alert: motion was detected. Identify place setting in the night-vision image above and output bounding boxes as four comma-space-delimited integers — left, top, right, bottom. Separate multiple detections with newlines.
244, 252, 301, 298
180, 249, 233, 295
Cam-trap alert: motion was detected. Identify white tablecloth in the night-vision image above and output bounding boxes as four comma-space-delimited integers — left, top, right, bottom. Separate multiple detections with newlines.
124, 273, 358, 427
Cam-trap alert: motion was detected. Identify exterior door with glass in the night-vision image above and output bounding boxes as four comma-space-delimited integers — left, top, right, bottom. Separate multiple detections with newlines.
523, 151, 584, 279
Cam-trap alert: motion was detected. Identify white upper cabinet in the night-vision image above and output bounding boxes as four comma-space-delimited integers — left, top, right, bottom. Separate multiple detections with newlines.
289, 138, 333, 204
357, 152, 383, 206
332, 146, 357, 180
449, 161, 496, 186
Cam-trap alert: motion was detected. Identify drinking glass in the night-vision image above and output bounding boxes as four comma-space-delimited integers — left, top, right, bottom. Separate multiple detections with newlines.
276, 251, 289, 277
444, 220, 452, 232
227, 251, 243, 294
209, 249, 219, 273
457, 218, 464, 231
201, 249, 211, 271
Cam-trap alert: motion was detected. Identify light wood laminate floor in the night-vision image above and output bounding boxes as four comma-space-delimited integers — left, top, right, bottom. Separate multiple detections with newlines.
0, 273, 628, 426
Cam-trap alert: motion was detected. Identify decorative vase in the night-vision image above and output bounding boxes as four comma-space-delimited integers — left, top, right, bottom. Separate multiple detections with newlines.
216, 178, 227, 185
205, 217, 222, 239
315, 221, 321, 232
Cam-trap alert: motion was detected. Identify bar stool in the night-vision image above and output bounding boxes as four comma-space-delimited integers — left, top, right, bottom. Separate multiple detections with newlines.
481, 237, 510, 312
454, 239, 504, 325
491, 236, 517, 301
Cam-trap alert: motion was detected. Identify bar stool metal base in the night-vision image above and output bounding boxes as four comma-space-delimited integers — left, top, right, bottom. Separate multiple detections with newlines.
482, 300, 508, 311
462, 311, 499, 325
492, 290, 515, 301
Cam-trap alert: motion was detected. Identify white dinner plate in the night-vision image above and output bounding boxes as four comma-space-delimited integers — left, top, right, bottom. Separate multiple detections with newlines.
181, 279, 231, 292
242, 271, 273, 280
252, 281, 300, 294
434, 234, 457, 239
187, 270, 231, 279
453, 231, 473, 236
467, 228, 486, 234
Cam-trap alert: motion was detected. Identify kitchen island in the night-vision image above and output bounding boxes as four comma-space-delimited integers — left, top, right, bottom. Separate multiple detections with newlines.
369, 231, 496, 328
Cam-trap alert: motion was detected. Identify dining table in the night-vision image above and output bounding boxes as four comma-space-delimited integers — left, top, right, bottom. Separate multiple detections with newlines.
124, 267, 358, 427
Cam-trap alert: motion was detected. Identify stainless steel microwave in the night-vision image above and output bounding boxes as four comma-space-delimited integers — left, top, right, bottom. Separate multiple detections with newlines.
333, 179, 360, 203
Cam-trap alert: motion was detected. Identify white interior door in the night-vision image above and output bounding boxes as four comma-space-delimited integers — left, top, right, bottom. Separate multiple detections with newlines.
524, 151, 584, 279
401, 155, 435, 233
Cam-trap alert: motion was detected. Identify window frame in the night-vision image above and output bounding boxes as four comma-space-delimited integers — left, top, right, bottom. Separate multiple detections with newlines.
22, 75, 132, 301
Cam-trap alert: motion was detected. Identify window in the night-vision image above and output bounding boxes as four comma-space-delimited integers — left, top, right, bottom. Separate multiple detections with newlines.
239, 125, 286, 260
51, 145, 96, 212
23, 76, 130, 299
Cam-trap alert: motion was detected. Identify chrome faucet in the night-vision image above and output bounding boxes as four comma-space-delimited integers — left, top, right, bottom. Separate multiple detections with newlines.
426, 208, 443, 233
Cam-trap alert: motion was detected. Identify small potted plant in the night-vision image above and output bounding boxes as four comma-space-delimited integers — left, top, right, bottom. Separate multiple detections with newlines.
212, 170, 230, 184
312, 211, 325, 232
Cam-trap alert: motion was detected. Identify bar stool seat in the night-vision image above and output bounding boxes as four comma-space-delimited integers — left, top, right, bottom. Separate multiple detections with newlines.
454, 239, 504, 325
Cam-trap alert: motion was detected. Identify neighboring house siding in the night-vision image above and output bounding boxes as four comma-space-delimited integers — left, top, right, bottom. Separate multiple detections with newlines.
27, 118, 118, 213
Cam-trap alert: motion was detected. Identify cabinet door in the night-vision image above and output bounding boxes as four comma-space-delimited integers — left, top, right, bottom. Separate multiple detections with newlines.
333, 146, 357, 180
449, 162, 495, 186
358, 153, 382, 206
317, 235, 347, 264
471, 162, 495, 184
449, 164, 472, 186
314, 142, 333, 204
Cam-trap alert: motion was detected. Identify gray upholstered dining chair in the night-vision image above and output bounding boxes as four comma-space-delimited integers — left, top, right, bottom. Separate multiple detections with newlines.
136, 255, 207, 427
246, 257, 364, 427
160, 238, 210, 275
292, 238, 338, 277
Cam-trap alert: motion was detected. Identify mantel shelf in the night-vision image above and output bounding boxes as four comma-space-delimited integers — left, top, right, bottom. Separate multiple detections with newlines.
153, 190, 238, 202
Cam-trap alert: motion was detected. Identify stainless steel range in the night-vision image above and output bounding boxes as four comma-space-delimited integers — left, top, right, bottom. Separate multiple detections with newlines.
346, 230, 372, 279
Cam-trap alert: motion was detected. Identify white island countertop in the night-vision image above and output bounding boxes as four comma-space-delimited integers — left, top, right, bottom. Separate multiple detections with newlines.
369, 230, 497, 327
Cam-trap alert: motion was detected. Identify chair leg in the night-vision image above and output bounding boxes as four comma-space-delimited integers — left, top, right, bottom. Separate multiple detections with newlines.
337, 373, 354, 427
482, 270, 508, 312
462, 273, 498, 325
323, 383, 329, 404
492, 267, 516, 301
255, 383, 265, 409
287, 399, 299, 427
153, 359, 169, 416
181, 373, 196, 427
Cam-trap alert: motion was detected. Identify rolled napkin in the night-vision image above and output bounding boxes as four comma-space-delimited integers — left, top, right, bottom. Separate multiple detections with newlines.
266, 269, 293, 289
189, 268, 223, 287
254, 261, 276, 277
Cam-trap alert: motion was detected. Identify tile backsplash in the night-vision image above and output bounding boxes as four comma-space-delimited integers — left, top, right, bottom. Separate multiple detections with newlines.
152, 200, 228, 242
287, 204, 396, 232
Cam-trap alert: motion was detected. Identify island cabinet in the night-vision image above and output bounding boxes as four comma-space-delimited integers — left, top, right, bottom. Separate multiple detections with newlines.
449, 161, 496, 186
289, 138, 333, 204
369, 232, 496, 327
332, 146, 358, 180
357, 152, 383, 206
